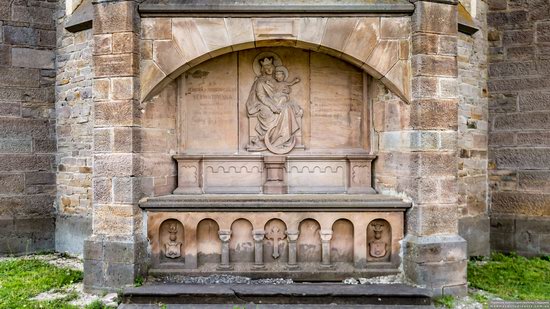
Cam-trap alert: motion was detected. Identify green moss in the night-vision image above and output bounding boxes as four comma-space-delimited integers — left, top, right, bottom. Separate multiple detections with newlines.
0, 258, 83, 309
468, 253, 550, 301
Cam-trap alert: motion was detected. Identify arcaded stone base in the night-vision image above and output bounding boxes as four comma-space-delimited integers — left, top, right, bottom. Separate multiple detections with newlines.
141, 194, 409, 280
0, 217, 55, 256
403, 235, 468, 297
491, 215, 550, 256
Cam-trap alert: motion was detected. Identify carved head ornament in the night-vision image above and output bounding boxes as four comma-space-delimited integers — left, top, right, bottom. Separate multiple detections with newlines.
260, 57, 273, 66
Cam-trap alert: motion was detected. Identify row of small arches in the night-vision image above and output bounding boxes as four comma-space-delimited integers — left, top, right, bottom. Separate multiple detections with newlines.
159, 217, 391, 265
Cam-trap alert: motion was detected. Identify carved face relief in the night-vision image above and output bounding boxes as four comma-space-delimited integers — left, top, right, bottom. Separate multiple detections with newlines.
246, 52, 303, 155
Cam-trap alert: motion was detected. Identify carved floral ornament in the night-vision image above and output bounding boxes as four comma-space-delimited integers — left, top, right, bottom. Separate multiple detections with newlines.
246, 52, 303, 155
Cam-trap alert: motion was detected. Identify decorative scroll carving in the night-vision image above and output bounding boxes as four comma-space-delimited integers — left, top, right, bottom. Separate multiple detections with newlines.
246, 52, 303, 154
165, 223, 183, 259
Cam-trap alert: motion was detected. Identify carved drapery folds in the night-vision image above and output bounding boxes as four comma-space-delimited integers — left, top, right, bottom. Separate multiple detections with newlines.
245, 52, 304, 155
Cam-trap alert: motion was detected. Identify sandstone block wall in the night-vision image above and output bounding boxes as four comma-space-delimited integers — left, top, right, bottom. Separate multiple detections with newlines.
54, 0, 93, 255
0, 0, 57, 255
457, 0, 490, 257
487, 0, 550, 256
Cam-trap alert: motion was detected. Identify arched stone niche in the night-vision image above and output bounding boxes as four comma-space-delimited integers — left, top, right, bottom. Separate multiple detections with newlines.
176, 47, 369, 154
229, 219, 254, 263
197, 219, 222, 266
159, 219, 185, 264
367, 219, 391, 262
166, 46, 377, 194
264, 219, 288, 263
331, 219, 354, 263
297, 219, 322, 263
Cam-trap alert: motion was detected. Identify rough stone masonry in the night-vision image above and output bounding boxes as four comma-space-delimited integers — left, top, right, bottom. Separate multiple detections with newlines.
0, 0, 548, 298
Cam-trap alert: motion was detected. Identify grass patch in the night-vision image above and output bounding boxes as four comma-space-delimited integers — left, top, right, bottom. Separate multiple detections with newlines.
434, 295, 455, 308
468, 252, 550, 301
0, 258, 83, 309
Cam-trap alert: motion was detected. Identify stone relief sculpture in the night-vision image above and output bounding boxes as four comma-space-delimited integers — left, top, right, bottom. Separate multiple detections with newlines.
165, 223, 183, 259
246, 52, 303, 154
368, 222, 388, 258
266, 225, 286, 259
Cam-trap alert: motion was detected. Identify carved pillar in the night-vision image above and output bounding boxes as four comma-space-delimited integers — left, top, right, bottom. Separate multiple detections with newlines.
286, 230, 299, 269
320, 229, 333, 269
263, 156, 287, 194
217, 229, 232, 270
252, 229, 266, 269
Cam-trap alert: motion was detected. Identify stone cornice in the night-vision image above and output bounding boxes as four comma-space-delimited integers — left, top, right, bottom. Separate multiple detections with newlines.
139, 0, 415, 17
408, 0, 458, 5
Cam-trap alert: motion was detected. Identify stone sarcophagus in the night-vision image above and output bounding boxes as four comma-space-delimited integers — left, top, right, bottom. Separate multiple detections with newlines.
140, 46, 410, 279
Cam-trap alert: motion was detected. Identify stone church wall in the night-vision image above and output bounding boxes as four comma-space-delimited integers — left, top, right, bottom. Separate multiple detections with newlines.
487, 0, 550, 256
54, 0, 93, 255
0, 0, 57, 254
457, 0, 490, 257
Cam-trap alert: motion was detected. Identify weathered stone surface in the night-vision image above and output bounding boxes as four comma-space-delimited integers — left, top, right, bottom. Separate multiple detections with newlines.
343, 17, 379, 63
322, 18, 357, 52
365, 40, 399, 77
152, 40, 186, 75
94, 1, 136, 34
404, 235, 467, 296
492, 192, 550, 216
380, 17, 410, 39
11, 48, 55, 69
94, 54, 138, 78
142, 18, 171, 40
410, 99, 458, 129
412, 1, 457, 35
412, 55, 457, 77
95, 100, 138, 127
458, 216, 490, 256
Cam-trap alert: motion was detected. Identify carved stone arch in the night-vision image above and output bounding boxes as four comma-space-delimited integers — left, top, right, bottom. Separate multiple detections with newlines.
140, 17, 411, 103
229, 218, 254, 263
159, 219, 185, 263
196, 218, 221, 266
331, 219, 354, 263
297, 218, 322, 263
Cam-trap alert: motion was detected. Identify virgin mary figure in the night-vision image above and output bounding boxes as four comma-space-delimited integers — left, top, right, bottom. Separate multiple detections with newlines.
246, 55, 303, 154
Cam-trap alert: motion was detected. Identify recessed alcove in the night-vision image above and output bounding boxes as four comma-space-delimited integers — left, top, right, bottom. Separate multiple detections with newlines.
140, 45, 410, 279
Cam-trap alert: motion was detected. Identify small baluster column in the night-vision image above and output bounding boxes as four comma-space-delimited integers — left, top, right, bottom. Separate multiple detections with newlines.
252, 229, 266, 269
286, 230, 299, 269
320, 229, 334, 269
217, 229, 233, 270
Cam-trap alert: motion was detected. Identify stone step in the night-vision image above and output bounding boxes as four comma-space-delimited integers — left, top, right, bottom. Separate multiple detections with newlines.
122, 283, 433, 307
120, 305, 434, 309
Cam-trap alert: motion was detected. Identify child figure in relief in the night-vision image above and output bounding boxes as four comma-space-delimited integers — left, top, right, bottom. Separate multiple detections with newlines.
273, 66, 303, 118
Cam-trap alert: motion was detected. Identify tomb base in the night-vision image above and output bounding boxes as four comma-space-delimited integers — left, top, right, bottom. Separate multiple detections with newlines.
140, 194, 410, 280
